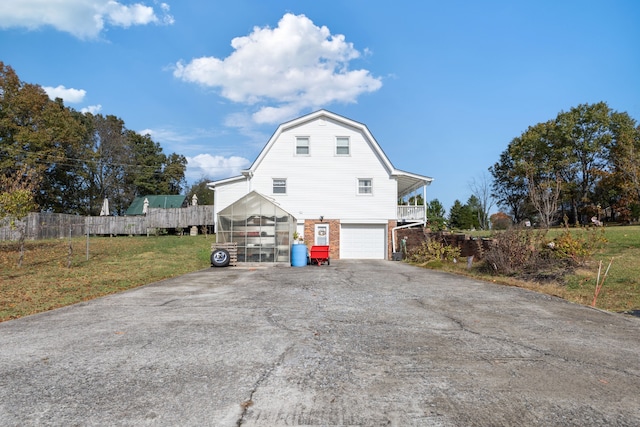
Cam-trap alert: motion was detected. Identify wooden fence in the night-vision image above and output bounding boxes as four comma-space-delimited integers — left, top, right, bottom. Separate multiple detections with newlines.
0, 206, 214, 241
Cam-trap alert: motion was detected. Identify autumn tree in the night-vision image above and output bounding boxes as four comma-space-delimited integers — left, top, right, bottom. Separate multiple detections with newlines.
607, 112, 640, 221
0, 166, 38, 266
2, 63, 189, 216
489, 212, 512, 230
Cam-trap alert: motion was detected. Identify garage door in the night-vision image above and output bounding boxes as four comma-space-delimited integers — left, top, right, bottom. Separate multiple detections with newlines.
340, 224, 386, 259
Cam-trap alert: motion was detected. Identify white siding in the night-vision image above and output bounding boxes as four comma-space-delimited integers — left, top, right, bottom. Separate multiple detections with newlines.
249, 117, 396, 222
213, 178, 248, 227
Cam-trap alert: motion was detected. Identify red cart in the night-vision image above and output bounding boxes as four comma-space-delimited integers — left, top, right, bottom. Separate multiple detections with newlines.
309, 245, 330, 266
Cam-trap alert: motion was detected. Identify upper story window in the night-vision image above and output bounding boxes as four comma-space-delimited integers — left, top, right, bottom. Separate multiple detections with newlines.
273, 178, 287, 194
336, 137, 350, 156
296, 137, 310, 155
358, 178, 372, 195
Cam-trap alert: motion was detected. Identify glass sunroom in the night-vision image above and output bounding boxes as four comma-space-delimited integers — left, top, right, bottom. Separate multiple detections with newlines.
216, 191, 297, 263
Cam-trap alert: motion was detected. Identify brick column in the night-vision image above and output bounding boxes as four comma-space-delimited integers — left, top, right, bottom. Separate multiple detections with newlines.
304, 219, 341, 259
388, 220, 397, 260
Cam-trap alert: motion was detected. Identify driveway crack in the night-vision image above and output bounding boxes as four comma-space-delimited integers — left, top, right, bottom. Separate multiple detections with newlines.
235, 343, 294, 426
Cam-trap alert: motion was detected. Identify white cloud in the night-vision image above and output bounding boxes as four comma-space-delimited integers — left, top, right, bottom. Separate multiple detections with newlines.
186, 154, 251, 181
139, 127, 192, 144
81, 104, 102, 114
173, 13, 382, 124
43, 85, 86, 103
0, 0, 174, 39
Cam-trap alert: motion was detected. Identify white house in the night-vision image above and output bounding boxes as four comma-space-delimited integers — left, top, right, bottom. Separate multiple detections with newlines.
208, 110, 432, 260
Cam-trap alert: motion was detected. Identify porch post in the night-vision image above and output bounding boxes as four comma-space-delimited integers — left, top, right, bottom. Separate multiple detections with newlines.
423, 185, 427, 223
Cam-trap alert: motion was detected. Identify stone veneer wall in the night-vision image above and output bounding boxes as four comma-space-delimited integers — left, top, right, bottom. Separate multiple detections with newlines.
397, 227, 492, 259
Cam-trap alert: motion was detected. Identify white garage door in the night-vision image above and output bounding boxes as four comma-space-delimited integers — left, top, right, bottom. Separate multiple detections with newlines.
340, 224, 386, 259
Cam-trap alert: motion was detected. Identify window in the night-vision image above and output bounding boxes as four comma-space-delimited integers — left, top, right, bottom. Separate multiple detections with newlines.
336, 137, 350, 155
358, 178, 372, 195
273, 178, 287, 194
296, 137, 309, 155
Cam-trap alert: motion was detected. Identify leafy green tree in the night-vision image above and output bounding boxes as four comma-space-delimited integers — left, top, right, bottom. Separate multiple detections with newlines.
1, 63, 188, 216
465, 195, 482, 229
448, 199, 477, 230
0, 62, 91, 214
186, 177, 215, 205
489, 150, 532, 223
509, 120, 564, 228
426, 198, 446, 230
555, 102, 613, 223
163, 152, 187, 195
127, 131, 167, 196
88, 114, 131, 215
38, 100, 89, 213
126, 131, 187, 197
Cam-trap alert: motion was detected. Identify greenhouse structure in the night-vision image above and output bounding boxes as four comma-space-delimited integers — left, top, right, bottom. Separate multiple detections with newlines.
216, 191, 297, 263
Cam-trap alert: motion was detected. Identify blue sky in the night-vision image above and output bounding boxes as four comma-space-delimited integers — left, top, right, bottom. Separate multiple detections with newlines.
1, 1, 639, 213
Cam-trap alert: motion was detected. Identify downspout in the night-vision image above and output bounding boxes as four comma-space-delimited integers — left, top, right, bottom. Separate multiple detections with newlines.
208, 184, 217, 233
392, 221, 426, 253
246, 171, 253, 193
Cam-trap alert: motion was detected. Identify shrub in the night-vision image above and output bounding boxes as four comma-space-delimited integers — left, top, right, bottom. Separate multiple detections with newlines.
483, 228, 547, 275
551, 227, 607, 265
406, 240, 461, 264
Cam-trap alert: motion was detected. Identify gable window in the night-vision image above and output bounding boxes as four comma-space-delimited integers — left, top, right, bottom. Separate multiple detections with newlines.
296, 137, 310, 155
336, 137, 350, 155
273, 178, 287, 194
358, 178, 372, 195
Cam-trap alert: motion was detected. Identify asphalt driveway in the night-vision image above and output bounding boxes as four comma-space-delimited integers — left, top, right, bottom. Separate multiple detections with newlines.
1, 260, 639, 426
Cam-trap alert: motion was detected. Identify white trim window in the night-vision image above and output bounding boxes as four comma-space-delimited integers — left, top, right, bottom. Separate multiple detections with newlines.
336, 136, 350, 156
296, 137, 310, 156
273, 178, 287, 194
357, 178, 372, 195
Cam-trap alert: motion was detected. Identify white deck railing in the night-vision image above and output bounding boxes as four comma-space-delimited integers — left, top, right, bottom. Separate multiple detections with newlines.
397, 205, 425, 221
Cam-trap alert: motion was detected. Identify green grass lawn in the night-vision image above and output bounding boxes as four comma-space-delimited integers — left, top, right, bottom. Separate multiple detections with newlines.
443, 225, 640, 313
2, 226, 638, 322
561, 225, 640, 312
0, 235, 214, 321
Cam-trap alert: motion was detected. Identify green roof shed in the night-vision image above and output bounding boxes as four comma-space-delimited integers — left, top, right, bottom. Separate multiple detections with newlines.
125, 195, 187, 216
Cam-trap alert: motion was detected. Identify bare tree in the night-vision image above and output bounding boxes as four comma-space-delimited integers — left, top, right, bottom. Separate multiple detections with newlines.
526, 169, 562, 229
469, 172, 495, 230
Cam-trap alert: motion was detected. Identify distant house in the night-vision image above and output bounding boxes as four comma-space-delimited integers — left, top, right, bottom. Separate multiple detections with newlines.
125, 195, 187, 216
208, 110, 433, 260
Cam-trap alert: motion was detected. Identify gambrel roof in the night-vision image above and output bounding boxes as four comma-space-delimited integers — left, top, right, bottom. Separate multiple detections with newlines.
209, 110, 432, 197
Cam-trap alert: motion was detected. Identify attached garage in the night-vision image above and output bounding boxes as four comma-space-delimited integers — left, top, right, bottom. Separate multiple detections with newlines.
340, 224, 386, 259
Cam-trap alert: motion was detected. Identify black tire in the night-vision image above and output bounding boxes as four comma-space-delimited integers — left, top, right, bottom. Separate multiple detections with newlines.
211, 248, 230, 267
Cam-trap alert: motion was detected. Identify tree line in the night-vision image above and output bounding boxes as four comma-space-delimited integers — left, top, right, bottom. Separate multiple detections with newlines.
0, 62, 187, 217
490, 102, 639, 227
418, 102, 639, 231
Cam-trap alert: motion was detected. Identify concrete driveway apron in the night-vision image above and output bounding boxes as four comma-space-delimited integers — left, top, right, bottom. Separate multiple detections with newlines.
1, 260, 639, 426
